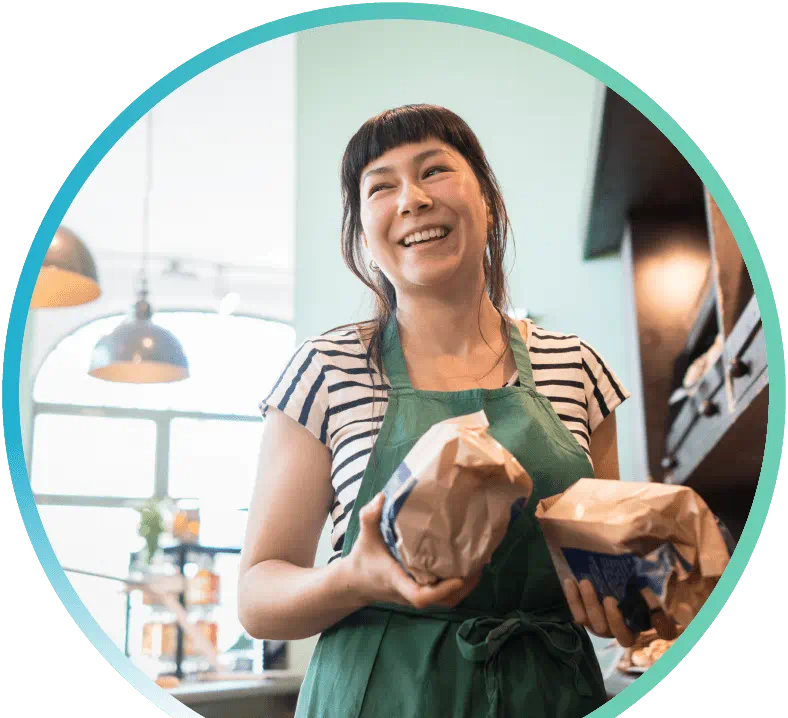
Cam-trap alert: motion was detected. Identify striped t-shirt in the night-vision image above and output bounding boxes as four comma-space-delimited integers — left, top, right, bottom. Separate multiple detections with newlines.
259, 318, 629, 563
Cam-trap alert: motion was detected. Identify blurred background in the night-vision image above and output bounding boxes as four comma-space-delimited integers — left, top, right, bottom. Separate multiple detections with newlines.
18, 20, 767, 717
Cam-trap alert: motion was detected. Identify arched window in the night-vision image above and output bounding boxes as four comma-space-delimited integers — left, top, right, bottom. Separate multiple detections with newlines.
31, 311, 296, 666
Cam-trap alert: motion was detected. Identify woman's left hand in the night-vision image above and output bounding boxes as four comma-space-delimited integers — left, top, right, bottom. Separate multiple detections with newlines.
562, 578, 637, 648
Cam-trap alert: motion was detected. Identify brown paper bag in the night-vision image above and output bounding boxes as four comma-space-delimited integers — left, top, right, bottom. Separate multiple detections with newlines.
380, 410, 533, 585
535, 479, 730, 637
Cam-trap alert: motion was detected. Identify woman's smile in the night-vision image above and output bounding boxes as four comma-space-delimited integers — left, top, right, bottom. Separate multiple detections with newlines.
400, 226, 451, 248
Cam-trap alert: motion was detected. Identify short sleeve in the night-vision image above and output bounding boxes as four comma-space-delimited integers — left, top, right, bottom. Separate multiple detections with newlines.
258, 339, 330, 446
580, 340, 630, 434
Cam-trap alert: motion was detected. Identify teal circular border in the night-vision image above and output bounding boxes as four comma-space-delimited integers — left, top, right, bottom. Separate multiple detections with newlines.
4, 4, 783, 717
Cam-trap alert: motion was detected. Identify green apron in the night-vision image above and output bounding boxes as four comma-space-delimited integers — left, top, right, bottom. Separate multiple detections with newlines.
296, 318, 608, 718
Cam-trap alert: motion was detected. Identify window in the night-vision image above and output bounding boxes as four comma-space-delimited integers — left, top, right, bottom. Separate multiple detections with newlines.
32, 311, 296, 663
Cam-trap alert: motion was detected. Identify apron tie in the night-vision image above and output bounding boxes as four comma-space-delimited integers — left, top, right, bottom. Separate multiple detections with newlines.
456, 610, 593, 718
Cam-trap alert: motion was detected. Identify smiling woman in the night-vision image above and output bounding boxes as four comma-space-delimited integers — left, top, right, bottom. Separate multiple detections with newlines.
239, 105, 631, 718
339, 106, 512, 382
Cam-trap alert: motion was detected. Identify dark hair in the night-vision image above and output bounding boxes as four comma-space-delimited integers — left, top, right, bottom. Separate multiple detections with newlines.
338, 103, 514, 379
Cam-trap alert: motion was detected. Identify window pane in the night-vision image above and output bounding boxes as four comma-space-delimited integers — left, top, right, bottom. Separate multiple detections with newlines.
31, 414, 156, 497
34, 312, 296, 417
213, 552, 245, 653
169, 418, 263, 508
37, 506, 141, 649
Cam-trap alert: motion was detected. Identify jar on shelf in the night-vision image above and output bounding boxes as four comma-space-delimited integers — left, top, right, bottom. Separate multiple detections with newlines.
184, 605, 219, 658
179, 607, 220, 679
142, 607, 178, 659
172, 502, 200, 544
185, 553, 220, 606
138, 551, 179, 607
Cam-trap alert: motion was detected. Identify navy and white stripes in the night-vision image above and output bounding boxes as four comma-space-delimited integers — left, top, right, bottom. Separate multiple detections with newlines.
259, 320, 628, 563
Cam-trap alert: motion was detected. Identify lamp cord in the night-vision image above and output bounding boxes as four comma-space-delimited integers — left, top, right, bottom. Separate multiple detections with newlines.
141, 110, 153, 295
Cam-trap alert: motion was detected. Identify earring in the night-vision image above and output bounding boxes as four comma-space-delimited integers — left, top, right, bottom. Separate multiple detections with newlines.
369, 259, 380, 272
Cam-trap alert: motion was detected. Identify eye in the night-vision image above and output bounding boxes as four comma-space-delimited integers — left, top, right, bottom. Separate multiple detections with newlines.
368, 183, 390, 197
424, 166, 448, 178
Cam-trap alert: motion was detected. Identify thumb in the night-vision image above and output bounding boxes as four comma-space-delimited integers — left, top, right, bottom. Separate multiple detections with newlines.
360, 492, 385, 524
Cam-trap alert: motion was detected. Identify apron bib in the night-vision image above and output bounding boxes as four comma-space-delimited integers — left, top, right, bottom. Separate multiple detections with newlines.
295, 318, 608, 718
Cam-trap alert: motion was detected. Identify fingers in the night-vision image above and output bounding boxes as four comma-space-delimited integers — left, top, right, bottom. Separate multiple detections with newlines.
563, 579, 613, 637
389, 565, 423, 606
578, 579, 611, 637
433, 571, 482, 608
564, 578, 640, 645
389, 562, 484, 609
563, 578, 587, 625
603, 596, 635, 648
392, 571, 469, 610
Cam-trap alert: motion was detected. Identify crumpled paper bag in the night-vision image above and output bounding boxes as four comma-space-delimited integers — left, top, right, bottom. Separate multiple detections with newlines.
535, 479, 731, 638
380, 410, 533, 585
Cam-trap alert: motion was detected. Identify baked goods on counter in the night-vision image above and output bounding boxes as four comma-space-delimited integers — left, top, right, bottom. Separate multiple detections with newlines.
617, 628, 680, 674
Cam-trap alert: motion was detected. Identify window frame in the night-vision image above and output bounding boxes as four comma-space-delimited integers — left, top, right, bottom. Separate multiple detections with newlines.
30, 308, 292, 511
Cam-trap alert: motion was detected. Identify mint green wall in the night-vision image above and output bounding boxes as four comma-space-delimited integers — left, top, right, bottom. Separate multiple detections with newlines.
295, 20, 640, 486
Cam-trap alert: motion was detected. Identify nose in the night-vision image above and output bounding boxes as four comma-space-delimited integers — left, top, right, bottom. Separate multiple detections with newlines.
397, 181, 433, 216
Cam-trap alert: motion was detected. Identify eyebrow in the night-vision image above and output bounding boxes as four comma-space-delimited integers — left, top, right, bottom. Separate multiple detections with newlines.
361, 148, 451, 183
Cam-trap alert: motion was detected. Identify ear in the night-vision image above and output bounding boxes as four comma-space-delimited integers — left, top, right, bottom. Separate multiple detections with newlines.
483, 199, 494, 229
361, 233, 368, 250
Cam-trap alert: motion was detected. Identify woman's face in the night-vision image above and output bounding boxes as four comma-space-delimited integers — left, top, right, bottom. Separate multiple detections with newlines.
359, 139, 490, 294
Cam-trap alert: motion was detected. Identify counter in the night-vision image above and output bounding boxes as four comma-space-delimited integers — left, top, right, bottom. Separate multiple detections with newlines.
169, 673, 302, 718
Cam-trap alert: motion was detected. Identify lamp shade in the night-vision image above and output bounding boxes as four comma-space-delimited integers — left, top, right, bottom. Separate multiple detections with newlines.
31, 226, 101, 308
89, 296, 189, 383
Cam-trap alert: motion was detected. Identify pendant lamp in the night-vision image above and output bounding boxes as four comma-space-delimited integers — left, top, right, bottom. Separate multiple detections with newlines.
31, 225, 101, 308
88, 111, 189, 384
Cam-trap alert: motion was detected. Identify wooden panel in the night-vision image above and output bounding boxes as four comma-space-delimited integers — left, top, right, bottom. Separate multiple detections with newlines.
681, 379, 768, 497
664, 379, 729, 485
665, 357, 725, 456
706, 189, 754, 336
629, 216, 712, 481
732, 324, 767, 403
723, 294, 766, 404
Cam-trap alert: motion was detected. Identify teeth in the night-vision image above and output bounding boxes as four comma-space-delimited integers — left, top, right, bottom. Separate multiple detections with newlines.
403, 227, 448, 247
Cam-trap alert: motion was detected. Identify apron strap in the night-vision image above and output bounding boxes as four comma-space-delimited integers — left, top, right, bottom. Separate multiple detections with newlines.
508, 319, 537, 393
381, 316, 413, 391
456, 610, 593, 718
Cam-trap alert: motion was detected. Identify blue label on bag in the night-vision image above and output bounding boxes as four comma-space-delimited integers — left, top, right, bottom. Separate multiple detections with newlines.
561, 543, 685, 602
380, 461, 417, 566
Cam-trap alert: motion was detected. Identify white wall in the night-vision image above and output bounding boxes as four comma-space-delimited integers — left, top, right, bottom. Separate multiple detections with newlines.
62, 35, 296, 270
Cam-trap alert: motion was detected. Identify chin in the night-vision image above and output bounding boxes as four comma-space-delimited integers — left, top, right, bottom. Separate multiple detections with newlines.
403, 263, 470, 290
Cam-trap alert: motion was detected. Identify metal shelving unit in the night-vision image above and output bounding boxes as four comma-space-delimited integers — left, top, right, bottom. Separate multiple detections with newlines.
125, 543, 241, 679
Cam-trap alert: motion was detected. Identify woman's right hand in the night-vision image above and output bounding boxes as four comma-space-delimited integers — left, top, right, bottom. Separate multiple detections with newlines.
345, 492, 482, 610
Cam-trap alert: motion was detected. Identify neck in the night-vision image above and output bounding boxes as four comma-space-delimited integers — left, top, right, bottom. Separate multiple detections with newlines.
394, 275, 507, 359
